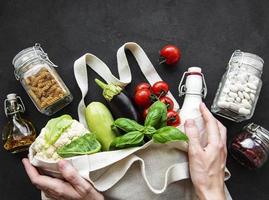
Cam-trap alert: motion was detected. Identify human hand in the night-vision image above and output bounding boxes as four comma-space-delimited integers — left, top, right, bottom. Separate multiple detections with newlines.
185, 103, 227, 200
22, 158, 104, 200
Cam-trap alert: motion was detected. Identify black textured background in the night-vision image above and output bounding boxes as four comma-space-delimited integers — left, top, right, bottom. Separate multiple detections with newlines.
1, 0, 269, 199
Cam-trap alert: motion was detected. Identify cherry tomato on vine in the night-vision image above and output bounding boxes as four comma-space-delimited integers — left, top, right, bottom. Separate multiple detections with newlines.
151, 81, 169, 97
159, 45, 181, 65
160, 96, 174, 111
135, 82, 151, 93
134, 89, 152, 108
167, 110, 180, 127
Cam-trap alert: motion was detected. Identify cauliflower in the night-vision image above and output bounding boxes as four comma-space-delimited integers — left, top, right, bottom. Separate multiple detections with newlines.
32, 118, 88, 161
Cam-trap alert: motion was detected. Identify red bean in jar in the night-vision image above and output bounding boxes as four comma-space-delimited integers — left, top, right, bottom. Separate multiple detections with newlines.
230, 123, 269, 169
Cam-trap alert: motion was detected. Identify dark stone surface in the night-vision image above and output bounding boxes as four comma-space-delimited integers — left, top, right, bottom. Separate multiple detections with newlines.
0, 0, 269, 199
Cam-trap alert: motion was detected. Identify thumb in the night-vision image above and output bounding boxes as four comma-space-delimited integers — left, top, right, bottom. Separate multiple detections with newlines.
185, 119, 202, 153
58, 160, 92, 196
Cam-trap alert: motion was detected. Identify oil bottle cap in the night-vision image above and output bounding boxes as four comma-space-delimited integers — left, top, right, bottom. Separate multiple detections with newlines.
4, 94, 25, 116
188, 67, 202, 73
6, 93, 17, 100
178, 67, 207, 98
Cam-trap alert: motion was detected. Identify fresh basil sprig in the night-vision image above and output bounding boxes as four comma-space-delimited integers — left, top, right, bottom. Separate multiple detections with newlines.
110, 101, 188, 150
142, 126, 156, 137
153, 126, 188, 143
112, 118, 144, 132
145, 101, 167, 129
110, 131, 144, 149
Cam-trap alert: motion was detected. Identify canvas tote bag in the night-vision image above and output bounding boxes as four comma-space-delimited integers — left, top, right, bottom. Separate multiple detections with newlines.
30, 42, 232, 200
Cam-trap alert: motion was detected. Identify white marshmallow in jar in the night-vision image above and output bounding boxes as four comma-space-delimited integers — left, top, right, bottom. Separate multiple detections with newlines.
211, 50, 264, 122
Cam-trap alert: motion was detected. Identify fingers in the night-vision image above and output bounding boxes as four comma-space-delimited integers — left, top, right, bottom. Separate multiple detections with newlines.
216, 120, 227, 146
185, 119, 203, 153
58, 160, 94, 197
22, 158, 42, 181
22, 158, 80, 199
216, 120, 228, 158
42, 191, 57, 200
200, 103, 220, 145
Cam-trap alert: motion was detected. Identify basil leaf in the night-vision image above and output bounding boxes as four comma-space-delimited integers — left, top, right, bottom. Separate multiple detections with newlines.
145, 107, 162, 128
110, 131, 144, 150
44, 115, 73, 145
145, 101, 167, 129
153, 126, 188, 143
160, 103, 167, 128
142, 126, 156, 137
112, 118, 144, 133
57, 133, 101, 158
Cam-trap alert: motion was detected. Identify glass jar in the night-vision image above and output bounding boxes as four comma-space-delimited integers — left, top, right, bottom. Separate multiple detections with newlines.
230, 123, 269, 169
12, 44, 73, 115
211, 50, 264, 122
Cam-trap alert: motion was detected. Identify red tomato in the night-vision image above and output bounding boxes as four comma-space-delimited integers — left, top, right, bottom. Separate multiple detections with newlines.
151, 81, 169, 97
160, 96, 174, 111
134, 89, 152, 108
167, 110, 180, 127
142, 108, 149, 119
135, 82, 151, 93
160, 45, 181, 65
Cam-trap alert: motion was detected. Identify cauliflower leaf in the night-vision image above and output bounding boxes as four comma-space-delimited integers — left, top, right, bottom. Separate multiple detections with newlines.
44, 115, 73, 145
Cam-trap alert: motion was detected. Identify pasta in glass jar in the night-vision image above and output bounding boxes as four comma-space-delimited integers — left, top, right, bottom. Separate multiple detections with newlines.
12, 44, 73, 115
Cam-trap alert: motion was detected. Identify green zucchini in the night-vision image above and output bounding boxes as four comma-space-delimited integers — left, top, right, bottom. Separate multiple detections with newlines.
85, 102, 117, 151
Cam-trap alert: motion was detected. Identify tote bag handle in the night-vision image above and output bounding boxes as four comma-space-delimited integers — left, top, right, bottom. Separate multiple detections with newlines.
73, 42, 180, 127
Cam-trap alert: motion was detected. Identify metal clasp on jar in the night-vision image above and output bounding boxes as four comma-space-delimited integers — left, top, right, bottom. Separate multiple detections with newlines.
245, 123, 260, 133
33, 43, 58, 68
246, 123, 269, 152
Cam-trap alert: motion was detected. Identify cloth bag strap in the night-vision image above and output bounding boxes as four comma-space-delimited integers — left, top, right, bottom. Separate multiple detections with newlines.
73, 42, 180, 127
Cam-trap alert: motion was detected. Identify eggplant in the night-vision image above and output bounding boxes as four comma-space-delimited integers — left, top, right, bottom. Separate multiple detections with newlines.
95, 79, 139, 121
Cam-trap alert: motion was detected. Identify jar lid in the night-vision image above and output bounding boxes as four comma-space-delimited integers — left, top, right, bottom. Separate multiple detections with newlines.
246, 123, 269, 146
12, 43, 46, 70
232, 50, 264, 72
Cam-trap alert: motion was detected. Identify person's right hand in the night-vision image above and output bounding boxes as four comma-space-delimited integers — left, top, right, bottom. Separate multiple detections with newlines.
185, 103, 227, 200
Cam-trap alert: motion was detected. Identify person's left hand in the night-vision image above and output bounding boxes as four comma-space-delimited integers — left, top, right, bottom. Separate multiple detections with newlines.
22, 158, 104, 200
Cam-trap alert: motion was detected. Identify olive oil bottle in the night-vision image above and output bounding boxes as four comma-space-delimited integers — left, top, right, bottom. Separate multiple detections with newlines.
2, 94, 36, 153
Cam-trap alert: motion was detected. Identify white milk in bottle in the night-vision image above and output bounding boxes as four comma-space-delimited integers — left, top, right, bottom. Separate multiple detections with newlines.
178, 67, 208, 146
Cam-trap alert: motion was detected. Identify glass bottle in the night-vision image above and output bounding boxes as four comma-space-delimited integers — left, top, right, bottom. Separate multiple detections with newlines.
230, 123, 269, 169
178, 67, 208, 146
211, 50, 264, 122
2, 94, 36, 153
12, 43, 73, 115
